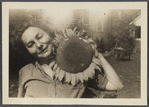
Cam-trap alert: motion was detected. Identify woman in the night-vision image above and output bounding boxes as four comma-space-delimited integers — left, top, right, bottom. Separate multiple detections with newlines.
17, 19, 123, 98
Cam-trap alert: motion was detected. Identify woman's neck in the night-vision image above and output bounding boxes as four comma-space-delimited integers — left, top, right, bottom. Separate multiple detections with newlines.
38, 56, 55, 65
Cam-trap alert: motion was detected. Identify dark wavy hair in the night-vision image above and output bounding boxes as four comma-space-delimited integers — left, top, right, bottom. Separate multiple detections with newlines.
9, 17, 55, 75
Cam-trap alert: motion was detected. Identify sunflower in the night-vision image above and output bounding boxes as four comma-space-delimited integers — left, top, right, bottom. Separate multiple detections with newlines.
52, 27, 102, 85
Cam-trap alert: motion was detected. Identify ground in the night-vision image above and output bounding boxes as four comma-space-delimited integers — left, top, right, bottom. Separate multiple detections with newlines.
9, 52, 140, 98
99, 52, 140, 98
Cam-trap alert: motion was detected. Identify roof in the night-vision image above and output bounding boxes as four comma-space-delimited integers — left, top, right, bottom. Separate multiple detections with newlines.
129, 15, 141, 26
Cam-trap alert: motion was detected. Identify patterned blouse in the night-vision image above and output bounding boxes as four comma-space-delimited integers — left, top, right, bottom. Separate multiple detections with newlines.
17, 60, 108, 98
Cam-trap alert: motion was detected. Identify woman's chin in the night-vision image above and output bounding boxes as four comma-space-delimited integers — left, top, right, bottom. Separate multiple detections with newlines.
38, 51, 53, 60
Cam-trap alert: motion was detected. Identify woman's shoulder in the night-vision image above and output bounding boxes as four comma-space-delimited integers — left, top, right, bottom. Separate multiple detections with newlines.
19, 62, 37, 83
19, 62, 35, 75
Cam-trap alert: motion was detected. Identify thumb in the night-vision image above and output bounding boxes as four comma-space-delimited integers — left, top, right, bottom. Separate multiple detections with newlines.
92, 57, 102, 66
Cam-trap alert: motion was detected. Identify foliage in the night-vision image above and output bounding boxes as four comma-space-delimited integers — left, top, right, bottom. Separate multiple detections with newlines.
115, 30, 135, 50
105, 33, 117, 51
113, 29, 135, 60
68, 19, 108, 53
68, 19, 93, 38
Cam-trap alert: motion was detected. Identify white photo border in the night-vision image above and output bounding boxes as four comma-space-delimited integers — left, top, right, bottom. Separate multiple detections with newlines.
2, 2, 147, 105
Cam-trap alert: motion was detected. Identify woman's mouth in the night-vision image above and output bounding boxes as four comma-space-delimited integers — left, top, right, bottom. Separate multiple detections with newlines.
39, 46, 48, 54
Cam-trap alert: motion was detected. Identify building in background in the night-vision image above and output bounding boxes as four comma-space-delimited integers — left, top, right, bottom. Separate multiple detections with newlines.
72, 9, 141, 52
129, 15, 141, 52
129, 15, 141, 39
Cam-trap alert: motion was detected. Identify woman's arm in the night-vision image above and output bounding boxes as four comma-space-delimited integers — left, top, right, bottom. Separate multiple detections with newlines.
17, 64, 34, 98
93, 53, 123, 91
17, 71, 25, 98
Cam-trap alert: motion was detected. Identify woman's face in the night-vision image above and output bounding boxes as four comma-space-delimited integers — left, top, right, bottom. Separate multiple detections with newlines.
22, 27, 53, 60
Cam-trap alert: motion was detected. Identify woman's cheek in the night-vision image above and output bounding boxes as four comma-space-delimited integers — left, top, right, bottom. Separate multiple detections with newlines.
46, 36, 53, 44
39, 37, 52, 45
27, 47, 37, 56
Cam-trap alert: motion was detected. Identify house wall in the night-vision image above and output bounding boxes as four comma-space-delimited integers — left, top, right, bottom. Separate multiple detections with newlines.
72, 9, 141, 51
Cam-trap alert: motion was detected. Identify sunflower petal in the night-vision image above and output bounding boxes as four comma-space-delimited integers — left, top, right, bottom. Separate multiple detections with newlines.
71, 73, 76, 85
58, 69, 66, 81
88, 63, 96, 79
55, 32, 65, 40
49, 60, 56, 68
86, 70, 93, 79
66, 27, 78, 37
62, 28, 68, 38
54, 37, 60, 42
73, 27, 78, 33
74, 74, 79, 84
76, 29, 85, 37
55, 67, 60, 79
76, 32, 81, 37
53, 63, 58, 71
82, 39, 88, 43
52, 39, 59, 47
88, 38, 95, 43
82, 62, 95, 81
66, 29, 74, 37
82, 68, 90, 81
65, 72, 71, 83
82, 72, 88, 81
77, 73, 84, 83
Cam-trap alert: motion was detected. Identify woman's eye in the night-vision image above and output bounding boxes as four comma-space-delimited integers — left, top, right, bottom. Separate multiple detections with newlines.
27, 42, 34, 48
37, 33, 43, 39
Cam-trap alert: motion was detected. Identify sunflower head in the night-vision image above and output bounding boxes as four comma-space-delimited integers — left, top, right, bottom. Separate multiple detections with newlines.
56, 36, 94, 73
53, 27, 101, 85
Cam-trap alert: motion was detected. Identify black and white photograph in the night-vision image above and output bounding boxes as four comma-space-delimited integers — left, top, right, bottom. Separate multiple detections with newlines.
2, 2, 147, 105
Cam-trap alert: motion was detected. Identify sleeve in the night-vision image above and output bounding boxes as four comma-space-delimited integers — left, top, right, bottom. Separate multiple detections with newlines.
87, 68, 108, 90
17, 69, 25, 98
17, 64, 33, 98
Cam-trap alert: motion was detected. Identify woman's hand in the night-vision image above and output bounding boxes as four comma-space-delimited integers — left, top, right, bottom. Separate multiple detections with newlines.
92, 52, 105, 66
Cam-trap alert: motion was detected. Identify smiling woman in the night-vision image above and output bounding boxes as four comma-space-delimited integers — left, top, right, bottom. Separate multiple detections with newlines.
9, 10, 56, 97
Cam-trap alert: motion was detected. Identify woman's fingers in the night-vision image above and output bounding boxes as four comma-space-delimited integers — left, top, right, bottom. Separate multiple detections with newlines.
92, 57, 102, 66
98, 52, 103, 58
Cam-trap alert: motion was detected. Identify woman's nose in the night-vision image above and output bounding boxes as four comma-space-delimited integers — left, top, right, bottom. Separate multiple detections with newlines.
36, 40, 43, 50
